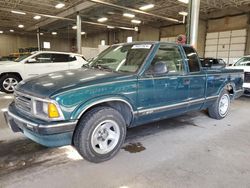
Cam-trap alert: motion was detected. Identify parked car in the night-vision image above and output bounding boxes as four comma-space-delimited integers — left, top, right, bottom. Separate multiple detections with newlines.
4, 42, 244, 163
0, 56, 17, 62
227, 55, 250, 96
0, 51, 87, 93
200, 57, 226, 69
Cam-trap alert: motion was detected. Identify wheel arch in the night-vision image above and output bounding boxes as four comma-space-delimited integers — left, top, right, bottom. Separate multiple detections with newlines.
72, 97, 136, 127
0, 72, 23, 80
219, 82, 235, 99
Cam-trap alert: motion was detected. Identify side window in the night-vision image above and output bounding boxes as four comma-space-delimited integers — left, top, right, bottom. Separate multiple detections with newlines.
183, 46, 200, 72
33, 53, 52, 63
68, 55, 77, 62
147, 45, 184, 75
52, 54, 70, 63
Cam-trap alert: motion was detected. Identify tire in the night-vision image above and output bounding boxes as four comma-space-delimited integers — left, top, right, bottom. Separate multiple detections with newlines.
0, 74, 21, 93
208, 90, 230, 120
73, 106, 126, 163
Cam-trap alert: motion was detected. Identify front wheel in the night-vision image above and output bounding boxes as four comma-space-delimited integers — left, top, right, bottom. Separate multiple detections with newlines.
0, 74, 21, 93
208, 90, 230, 119
73, 106, 126, 163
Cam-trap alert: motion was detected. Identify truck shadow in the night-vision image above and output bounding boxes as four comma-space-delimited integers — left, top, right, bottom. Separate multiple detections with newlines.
0, 111, 206, 178
126, 111, 204, 141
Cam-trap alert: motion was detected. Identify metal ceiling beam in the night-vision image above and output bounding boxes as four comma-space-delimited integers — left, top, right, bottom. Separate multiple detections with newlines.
89, 0, 182, 23
0, 7, 137, 32
26, 1, 96, 31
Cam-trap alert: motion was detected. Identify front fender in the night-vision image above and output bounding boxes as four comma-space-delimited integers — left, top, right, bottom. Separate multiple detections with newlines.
70, 95, 137, 120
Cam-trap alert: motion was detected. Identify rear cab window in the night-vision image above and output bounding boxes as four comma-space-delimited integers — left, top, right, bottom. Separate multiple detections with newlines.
183, 46, 201, 72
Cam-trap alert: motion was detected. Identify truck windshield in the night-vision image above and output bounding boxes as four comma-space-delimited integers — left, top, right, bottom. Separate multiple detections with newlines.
89, 44, 153, 73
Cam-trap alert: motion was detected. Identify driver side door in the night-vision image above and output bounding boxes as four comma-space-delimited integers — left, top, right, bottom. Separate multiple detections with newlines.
136, 44, 189, 124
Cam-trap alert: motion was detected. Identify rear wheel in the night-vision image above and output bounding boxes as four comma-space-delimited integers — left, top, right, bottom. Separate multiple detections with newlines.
0, 74, 21, 93
208, 90, 230, 119
73, 106, 126, 163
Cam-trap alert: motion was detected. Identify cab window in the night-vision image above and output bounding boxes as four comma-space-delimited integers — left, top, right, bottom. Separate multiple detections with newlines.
147, 45, 184, 75
183, 46, 200, 72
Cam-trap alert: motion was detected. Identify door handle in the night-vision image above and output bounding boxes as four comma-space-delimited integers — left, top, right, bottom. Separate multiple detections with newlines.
183, 79, 190, 85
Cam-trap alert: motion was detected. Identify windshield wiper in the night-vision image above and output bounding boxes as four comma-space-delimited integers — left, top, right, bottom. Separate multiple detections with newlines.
93, 64, 114, 72
82, 64, 90, 68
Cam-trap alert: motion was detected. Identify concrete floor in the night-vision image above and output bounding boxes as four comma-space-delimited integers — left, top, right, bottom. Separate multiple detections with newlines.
0, 91, 250, 188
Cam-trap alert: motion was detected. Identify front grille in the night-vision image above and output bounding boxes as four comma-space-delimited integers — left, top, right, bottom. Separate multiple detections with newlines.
245, 72, 250, 83
14, 92, 32, 114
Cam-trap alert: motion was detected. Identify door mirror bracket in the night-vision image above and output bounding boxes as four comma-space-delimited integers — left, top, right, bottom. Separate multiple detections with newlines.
153, 61, 168, 75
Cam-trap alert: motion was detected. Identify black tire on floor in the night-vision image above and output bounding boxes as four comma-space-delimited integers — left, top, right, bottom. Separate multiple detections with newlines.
0, 74, 21, 93
208, 90, 230, 120
73, 106, 127, 163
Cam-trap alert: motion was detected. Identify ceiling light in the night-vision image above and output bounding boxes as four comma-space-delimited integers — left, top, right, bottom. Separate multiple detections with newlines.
72, 25, 77, 29
10, 29, 14, 32
134, 26, 139, 31
0, 31, 3, 34
107, 11, 115, 15
18, 24, 24, 28
179, 11, 188, 16
139, 4, 155, 10
178, 0, 189, 4
33, 15, 41, 20
52, 32, 57, 35
107, 25, 115, 29
81, 32, 86, 35
55, 3, 65, 9
11, 10, 26, 15
131, 19, 141, 24
97, 17, 108, 22
40, 33, 44, 35
123, 13, 135, 18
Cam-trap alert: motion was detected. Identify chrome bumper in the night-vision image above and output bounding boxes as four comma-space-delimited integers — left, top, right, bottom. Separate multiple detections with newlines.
4, 105, 77, 135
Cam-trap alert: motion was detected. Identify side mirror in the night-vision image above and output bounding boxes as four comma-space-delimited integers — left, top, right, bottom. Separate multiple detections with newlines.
154, 61, 168, 75
27, 58, 36, 63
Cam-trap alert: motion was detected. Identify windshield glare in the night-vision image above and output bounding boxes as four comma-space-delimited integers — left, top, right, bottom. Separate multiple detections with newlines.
14, 54, 31, 62
235, 57, 250, 66
89, 44, 153, 73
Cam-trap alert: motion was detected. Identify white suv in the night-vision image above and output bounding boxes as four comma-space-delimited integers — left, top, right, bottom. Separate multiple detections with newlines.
228, 55, 250, 96
0, 51, 88, 93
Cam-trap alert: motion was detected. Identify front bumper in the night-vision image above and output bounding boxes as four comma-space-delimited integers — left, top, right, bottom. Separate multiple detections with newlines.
4, 102, 77, 147
243, 83, 250, 96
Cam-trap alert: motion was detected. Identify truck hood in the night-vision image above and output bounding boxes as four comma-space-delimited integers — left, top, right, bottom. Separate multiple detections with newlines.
15, 68, 134, 98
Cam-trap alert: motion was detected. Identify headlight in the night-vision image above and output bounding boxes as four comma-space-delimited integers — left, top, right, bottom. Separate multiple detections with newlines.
32, 99, 64, 120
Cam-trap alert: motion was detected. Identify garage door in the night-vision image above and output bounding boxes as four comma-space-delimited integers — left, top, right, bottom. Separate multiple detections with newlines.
205, 29, 247, 65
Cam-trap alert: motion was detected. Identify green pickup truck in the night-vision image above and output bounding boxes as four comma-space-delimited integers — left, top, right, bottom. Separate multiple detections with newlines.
4, 42, 244, 163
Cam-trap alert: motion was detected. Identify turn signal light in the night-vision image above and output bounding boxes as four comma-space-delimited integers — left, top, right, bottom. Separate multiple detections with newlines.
48, 103, 60, 118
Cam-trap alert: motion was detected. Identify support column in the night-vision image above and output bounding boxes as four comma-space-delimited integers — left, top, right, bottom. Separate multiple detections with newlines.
245, 13, 250, 55
187, 0, 200, 48
76, 13, 82, 54
37, 28, 41, 51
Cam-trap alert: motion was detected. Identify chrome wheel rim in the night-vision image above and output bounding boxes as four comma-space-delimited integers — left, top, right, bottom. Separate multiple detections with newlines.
3, 78, 18, 92
219, 94, 230, 117
91, 120, 120, 154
